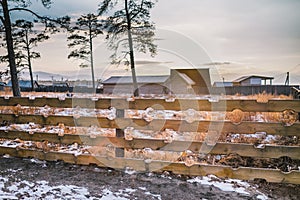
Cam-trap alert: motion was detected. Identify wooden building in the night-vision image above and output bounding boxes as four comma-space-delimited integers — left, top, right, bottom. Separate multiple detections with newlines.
102, 68, 212, 95
102, 75, 170, 94
233, 75, 274, 86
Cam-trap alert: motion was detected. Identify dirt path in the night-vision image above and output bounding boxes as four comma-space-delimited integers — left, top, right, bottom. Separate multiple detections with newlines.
0, 156, 299, 199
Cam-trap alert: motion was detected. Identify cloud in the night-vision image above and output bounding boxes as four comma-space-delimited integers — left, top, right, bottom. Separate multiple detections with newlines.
201, 62, 231, 66
5, 0, 298, 84
134, 60, 172, 66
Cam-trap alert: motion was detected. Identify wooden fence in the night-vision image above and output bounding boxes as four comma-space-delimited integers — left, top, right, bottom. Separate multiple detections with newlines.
0, 96, 299, 184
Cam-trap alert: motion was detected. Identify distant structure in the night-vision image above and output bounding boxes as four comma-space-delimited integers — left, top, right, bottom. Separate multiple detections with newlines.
7, 80, 39, 91
102, 68, 211, 95
232, 75, 274, 86
102, 75, 169, 94
212, 74, 298, 96
213, 82, 233, 87
284, 72, 290, 86
171, 69, 211, 94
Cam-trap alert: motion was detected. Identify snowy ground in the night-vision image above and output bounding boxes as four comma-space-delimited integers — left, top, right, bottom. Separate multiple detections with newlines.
1, 156, 299, 200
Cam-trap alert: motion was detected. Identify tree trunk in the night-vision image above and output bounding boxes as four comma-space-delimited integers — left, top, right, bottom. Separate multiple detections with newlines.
25, 29, 34, 91
2, 0, 21, 96
125, 0, 139, 97
89, 22, 96, 91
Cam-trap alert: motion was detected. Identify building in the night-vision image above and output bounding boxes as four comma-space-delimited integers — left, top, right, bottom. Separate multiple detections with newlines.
233, 75, 274, 86
170, 69, 211, 94
7, 80, 39, 91
213, 82, 233, 87
102, 75, 170, 94
102, 68, 211, 95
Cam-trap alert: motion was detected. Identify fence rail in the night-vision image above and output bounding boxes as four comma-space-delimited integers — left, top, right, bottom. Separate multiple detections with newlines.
0, 96, 299, 184
0, 97, 299, 111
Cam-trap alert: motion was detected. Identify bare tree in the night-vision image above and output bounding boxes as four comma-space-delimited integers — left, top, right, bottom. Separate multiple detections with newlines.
67, 13, 103, 91
99, 0, 157, 96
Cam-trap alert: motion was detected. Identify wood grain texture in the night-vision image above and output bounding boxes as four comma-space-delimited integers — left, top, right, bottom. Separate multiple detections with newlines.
0, 146, 299, 184
1, 130, 299, 159
1, 97, 299, 112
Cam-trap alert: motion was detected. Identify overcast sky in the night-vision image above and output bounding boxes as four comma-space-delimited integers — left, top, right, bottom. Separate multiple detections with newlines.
4, 0, 300, 84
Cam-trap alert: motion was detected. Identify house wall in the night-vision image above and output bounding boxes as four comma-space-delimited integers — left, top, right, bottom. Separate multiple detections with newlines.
103, 83, 167, 94
166, 78, 192, 94
241, 78, 261, 86
139, 84, 167, 94
103, 84, 131, 94
250, 78, 261, 85
171, 69, 211, 94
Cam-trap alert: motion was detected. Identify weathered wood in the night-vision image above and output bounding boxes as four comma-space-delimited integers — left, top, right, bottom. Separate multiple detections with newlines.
0, 97, 73, 108
1, 97, 299, 112
154, 162, 300, 184
1, 130, 299, 159
129, 99, 300, 112
0, 97, 113, 109
0, 97, 299, 184
0, 114, 299, 136
224, 99, 300, 112
0, 146, 299, 184
0, 130, 82, 144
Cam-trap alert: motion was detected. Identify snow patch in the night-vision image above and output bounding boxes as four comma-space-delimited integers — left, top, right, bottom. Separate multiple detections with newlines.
187, 175, 268, 198
0, 175, 94, 200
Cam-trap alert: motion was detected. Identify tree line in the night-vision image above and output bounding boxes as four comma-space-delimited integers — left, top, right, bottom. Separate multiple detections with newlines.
0, 0, 157, 97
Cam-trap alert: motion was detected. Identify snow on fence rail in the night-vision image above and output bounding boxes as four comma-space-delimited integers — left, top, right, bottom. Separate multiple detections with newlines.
0, 96, 299, 184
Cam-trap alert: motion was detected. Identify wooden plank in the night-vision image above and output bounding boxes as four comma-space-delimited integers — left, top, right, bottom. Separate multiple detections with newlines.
1, 130, 299, 159
0, 130, 83, 144
129, 99, 300, 112
205, 143, 300, 159
224, 99, 300, 112
0, 97, 114, 109
82, 137, 300, 159
0, 97, 72, 108
0, 146, 17, 156
1, 97, 299, 112
75, 118, 300, 136
153, 162, 300, 184
0, 114, 299, 136
0, 146, 299, 184
0, 114, 76, 126
220, 121, 300, 136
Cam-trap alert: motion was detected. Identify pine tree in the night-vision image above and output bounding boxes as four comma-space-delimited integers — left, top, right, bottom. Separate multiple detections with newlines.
99, 0, 157, 96
1, 20, 50, 91
0, 0, 69, 96
67, 13, 103, 91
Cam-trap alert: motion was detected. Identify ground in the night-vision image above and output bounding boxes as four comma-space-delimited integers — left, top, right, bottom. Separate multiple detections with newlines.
0, 156, 299, 200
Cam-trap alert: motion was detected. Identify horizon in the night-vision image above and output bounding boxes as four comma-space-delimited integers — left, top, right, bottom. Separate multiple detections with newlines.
16, 67, 299, 86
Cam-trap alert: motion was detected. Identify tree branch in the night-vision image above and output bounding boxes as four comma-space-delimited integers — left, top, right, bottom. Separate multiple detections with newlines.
8, 7, 69, 28
0, 16, 4, 25
130, 0, 144, 20
9, 7, 51, 20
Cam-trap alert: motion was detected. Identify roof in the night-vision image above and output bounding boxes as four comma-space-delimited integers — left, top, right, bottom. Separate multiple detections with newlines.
102, 75, 169, 85
233, 75, 274, 83
7, 80, 36, 88
213, 82, 233, 87
172, 68, 211, 86
177, 73, 195, 85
